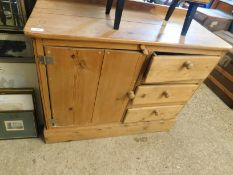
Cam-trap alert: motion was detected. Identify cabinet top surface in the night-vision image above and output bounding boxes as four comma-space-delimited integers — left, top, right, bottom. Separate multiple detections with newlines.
24, 0, 232, 51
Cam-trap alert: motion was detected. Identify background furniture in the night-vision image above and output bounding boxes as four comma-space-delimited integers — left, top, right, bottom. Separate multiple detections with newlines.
24, 0, 231, 143
0, 0, 43, 132
205, 30, 233, 108
211, 0, 233, 14
195, 7, 233, 32
164, 0, 210, 35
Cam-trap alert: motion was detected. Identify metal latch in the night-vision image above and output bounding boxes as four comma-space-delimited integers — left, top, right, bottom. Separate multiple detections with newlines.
140, 45, 149, 55
49, 117, 56, 126
39, 56, 54, 65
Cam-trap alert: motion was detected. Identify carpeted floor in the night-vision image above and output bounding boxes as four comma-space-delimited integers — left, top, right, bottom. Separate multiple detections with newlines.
0, 84, 232, 175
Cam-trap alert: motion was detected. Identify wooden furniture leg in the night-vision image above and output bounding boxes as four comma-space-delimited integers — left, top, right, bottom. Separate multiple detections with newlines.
164, 0, 180, 22
181, 2, 199, 36
106, 0, 113, 14
114, 0, 125, 29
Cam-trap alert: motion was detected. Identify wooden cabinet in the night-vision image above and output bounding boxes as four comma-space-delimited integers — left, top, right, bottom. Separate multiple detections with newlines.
24, 0, 231, 143
43, 47, 145, 127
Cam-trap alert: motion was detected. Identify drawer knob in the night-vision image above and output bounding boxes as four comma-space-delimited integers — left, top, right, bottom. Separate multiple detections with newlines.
127, 91, 135, 100
163, 91, 170, 98
183, 61, 194, 69
152, 110, 159, 116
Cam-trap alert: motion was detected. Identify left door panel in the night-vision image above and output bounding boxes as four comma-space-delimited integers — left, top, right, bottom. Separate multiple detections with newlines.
44, 47, 104, 127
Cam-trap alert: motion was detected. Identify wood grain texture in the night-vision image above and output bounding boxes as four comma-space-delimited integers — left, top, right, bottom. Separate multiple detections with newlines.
24, 0, 232, 52
45, 47, 104, 126
124, 105, 183, 123
43, 39, 224, 56
145, 55, 220, 83
92, 50, 145, 124
208, 75, 233, 100
215, 65, 233, 83
44, 118, 176, 143
132, 84, 198, 105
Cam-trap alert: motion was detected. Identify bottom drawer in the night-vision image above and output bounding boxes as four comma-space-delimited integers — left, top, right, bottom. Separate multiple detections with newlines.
124, 105, 183, 123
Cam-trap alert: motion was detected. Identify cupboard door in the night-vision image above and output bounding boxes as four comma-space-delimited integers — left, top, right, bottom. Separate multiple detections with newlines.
92, 50, 145, 124
45, 47, 104, 127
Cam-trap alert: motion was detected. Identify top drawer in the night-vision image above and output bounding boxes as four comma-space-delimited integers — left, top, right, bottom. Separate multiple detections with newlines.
144, 54, 220, 83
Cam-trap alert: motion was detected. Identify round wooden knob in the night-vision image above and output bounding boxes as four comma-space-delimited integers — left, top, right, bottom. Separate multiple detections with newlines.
183, 61, 194, 69
152, 110, 159, 116
128, 91, 135, 100
163, 91, 170, 98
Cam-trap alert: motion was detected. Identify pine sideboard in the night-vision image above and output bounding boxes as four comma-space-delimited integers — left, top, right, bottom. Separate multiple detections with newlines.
24, 0, 231, 143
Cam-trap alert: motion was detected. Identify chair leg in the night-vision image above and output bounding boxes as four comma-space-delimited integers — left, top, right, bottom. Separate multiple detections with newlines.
106, 0, 114, 14
164, 0, 180, 21
114, 0, 125, 30
181, 2, 199, 36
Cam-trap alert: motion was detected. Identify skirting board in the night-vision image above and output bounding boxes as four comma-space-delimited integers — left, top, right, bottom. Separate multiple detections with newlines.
44, 119, 176, 143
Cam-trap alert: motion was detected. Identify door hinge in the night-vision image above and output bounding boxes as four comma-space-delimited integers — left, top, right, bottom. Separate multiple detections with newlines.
39, 56, 54, 65
49, 117, 56, 126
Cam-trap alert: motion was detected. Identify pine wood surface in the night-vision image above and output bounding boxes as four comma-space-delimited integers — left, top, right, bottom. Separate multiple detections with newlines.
44, 118, 176, 143
24, 0, 232, 51
145, 55, 220, 83
124, 105, 183, 123
132, 84, 198, 105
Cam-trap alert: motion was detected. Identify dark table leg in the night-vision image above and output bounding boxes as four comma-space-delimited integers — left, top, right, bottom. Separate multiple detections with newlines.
181, 2, 199, 36
114, 0, 125, 30
106, 0, 114, 14
164, 0, 180, 21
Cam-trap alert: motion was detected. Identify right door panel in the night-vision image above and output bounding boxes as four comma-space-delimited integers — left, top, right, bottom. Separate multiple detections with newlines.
92, 50, 145, 124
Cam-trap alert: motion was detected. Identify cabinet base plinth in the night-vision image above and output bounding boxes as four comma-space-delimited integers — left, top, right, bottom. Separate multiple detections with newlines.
44, 119, 176, 143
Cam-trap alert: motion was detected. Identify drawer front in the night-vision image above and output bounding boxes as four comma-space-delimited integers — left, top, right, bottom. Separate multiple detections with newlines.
145, 55, 220, 83
124, 105, 183, 123
132, 84, 198, 105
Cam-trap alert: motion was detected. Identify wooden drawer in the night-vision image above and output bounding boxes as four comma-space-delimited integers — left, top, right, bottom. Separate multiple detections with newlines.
145, 55, 220, 83
132, 84, 198, 105
124, 105, 183, 123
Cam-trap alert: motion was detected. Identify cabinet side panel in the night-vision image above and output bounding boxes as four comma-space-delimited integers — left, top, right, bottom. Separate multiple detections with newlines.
34, 39, 52, 128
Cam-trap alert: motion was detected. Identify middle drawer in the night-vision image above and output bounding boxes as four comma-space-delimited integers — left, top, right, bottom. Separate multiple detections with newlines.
132, 84, 198, 105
